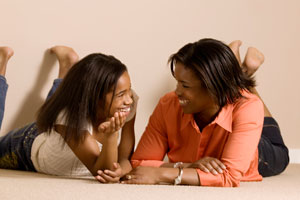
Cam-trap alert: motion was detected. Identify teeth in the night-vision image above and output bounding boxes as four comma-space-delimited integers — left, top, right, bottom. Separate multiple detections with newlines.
120, 107, 131, 112
179, 99, 189, 105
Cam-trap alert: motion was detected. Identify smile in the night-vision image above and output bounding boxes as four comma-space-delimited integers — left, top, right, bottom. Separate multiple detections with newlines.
178, 99, 189, 106
119, 107, 131, 114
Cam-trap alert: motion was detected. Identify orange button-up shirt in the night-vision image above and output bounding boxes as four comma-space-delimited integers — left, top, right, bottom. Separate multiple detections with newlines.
132, 91, 264, 187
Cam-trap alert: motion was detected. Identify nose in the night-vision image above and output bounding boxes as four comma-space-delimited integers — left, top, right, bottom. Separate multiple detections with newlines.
125, 93, 133, 105
175, 83, 182, 97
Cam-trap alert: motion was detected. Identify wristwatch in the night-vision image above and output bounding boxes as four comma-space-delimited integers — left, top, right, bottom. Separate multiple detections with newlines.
173, 162, 183, 185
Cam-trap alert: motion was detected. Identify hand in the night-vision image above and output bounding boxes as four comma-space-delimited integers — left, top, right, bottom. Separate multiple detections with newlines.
188, 157, 226, 175
121, 166, 160, 185
95, 163, 123, 183
98, 112, 126, 136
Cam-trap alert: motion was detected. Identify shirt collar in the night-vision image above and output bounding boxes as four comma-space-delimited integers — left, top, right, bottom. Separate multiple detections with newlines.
180, 104, 233, 133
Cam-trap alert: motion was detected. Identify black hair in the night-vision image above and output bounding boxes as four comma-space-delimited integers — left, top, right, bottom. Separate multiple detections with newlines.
169, 38, 255, 107
36, 53, 127, 144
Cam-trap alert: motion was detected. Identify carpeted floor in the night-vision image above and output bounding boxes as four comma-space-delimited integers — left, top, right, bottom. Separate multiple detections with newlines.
1, 164, 299, 200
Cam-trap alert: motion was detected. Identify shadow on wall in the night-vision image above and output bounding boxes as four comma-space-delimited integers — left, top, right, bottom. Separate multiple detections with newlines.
5, 50, 57, 131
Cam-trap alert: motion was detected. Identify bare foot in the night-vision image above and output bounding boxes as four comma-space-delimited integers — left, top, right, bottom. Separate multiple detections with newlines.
228, 40, 242, 66
0, 47, 14, 76
242, 47, 265, 76
50, 46, 79, 79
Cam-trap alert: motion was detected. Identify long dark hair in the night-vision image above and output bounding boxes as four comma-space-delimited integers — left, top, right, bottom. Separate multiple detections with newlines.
169, 38, 255, 108
36, 53, 127, 144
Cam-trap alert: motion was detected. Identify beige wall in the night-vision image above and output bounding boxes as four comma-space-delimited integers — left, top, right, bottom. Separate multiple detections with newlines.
0, 0, 299, 149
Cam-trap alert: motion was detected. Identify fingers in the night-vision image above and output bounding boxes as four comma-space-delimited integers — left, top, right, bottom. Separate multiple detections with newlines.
98, 112, 127, 134
113, 112, 126, 130
107, 112, 126, 133
121, 174, 140, 184
95, 175, 107, 183
196, 163, 210, 173
191, 157, 227, 175
96, 170, 120, 183
209, 160, 223, 174
114, 112, 121, 130
103, 167, 122, 178
214, 159, 226, 170
109, 113, 116, 131
98, 121, 110, 133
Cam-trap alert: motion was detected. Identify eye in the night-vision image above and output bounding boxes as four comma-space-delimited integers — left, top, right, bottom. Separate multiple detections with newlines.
182, 85, 190, 88
116, 92, 125, 98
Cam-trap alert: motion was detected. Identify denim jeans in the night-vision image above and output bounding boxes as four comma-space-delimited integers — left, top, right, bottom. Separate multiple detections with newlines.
0, 76, 62, 171
258, 117, 290, 177
0, 76, 8, 130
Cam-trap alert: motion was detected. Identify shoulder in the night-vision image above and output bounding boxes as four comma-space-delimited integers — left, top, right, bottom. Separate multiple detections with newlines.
159, 91, 178, 106
55, 110, 93, 134
234, 90, 263, 109
154, 91, 181, 116
232, 90, 264, 122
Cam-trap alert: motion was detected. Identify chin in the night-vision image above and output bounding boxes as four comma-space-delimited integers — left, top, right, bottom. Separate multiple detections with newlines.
181, 107, 192, 114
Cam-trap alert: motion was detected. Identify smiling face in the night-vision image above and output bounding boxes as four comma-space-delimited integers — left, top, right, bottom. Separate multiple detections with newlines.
174, 62, 219, 117
104, 71, 133, 118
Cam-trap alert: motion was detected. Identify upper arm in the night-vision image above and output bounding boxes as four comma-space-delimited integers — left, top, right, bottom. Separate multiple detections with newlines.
222, 98, 264, 171
118, 89, 138, 160
118, 114, 136, 161
55, 125, 101, 174
131, 101, 169, 167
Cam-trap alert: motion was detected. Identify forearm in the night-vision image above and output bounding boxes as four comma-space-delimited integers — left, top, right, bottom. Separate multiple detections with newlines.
94, 133, 119, 172
119, 159, 132, 176
160, 162, 191, 168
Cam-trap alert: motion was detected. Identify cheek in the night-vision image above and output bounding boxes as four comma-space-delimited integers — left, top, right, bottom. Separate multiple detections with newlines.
108, 99, 123, 115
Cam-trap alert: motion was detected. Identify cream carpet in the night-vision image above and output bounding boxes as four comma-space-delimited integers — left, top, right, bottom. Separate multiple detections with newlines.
1, 164, 299, 200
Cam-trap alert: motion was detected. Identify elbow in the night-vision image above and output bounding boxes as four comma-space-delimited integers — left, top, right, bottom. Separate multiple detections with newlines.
131, 159, 142, 168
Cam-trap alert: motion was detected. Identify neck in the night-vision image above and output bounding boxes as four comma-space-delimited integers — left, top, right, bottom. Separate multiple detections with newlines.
194, 105, 221, 131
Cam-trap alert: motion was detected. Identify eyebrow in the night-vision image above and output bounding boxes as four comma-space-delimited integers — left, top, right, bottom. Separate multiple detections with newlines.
115, 85, 132, 96
115, 90, 126, 96
178, 80, 191, 85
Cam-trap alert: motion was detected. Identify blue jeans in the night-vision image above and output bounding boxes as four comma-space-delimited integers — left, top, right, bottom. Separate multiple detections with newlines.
0, 77, 62, 171
258, 117, 289, 177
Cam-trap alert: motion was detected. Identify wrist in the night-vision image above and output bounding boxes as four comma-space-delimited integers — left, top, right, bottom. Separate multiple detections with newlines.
159, 167, 180, 184
103, 131, 119, 140
173, 162, 184, 185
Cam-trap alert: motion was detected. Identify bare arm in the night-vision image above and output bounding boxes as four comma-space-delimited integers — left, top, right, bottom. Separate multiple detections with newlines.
122, 166, 200, 185
118, 115, 136, 175
94, 115, 136, 183
55, 112, 125, 176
